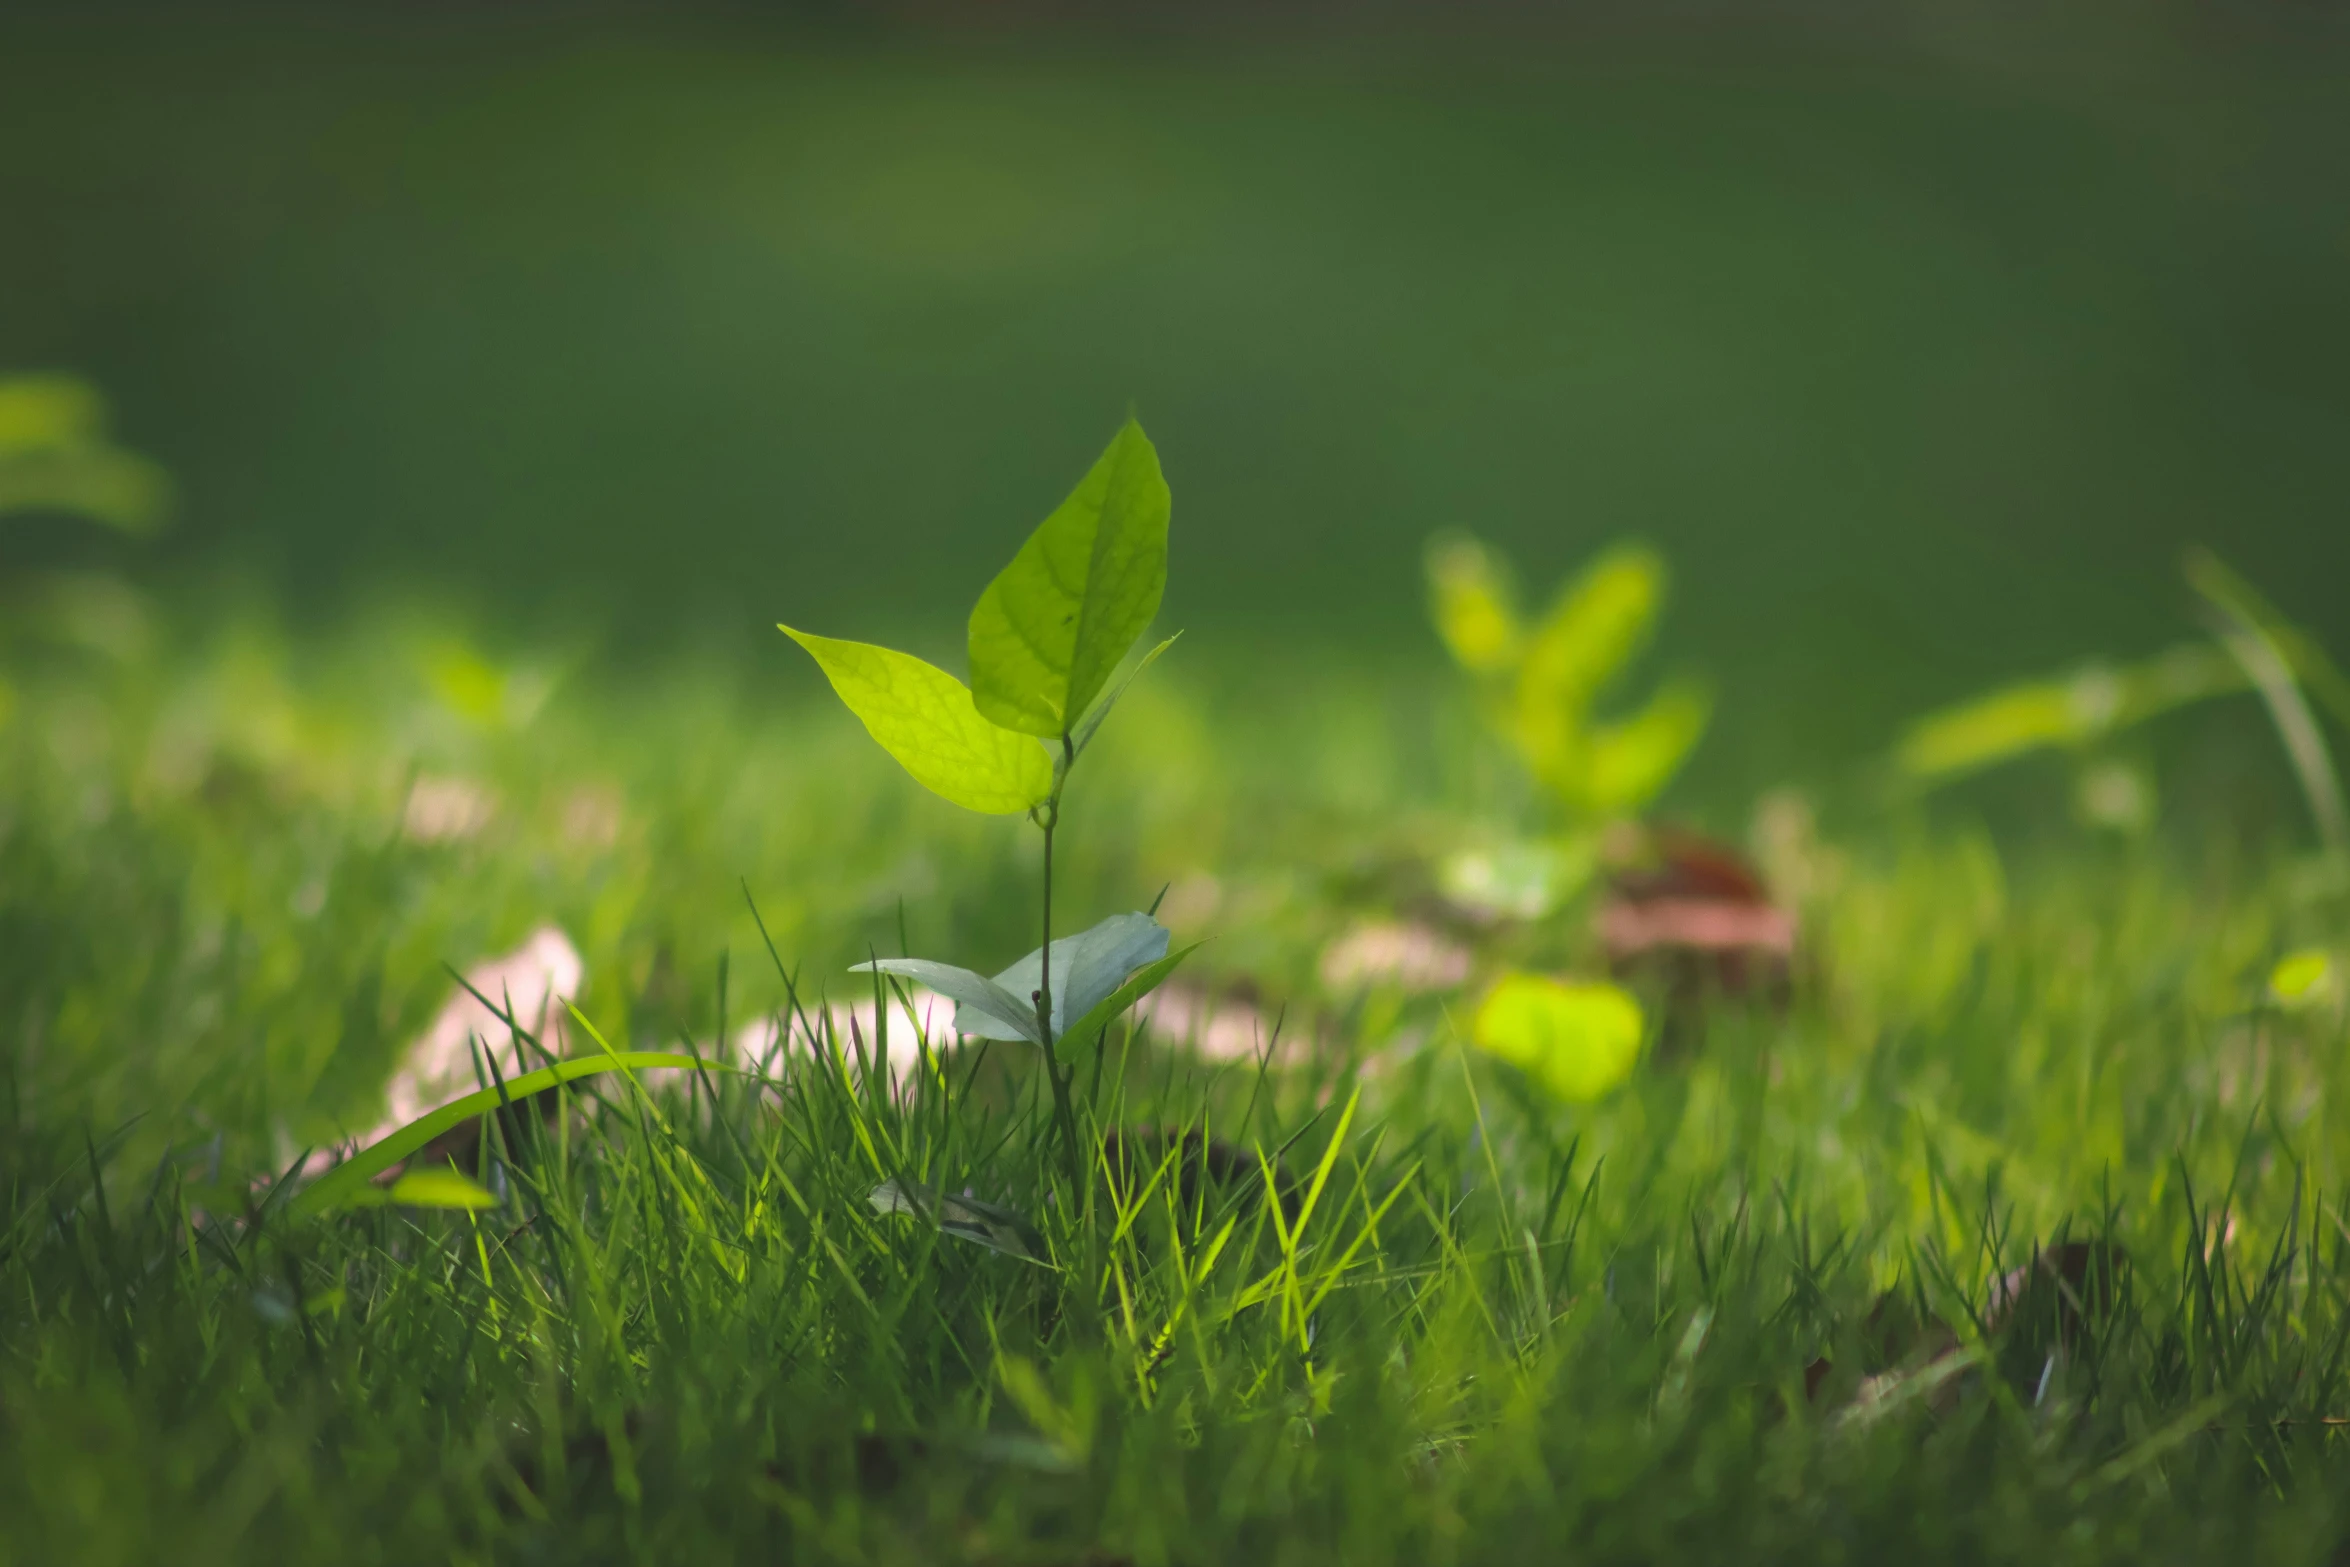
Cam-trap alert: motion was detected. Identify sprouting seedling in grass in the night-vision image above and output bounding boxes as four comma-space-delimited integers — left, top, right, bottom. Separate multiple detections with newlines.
779, 418, 1195, 1181
1428, 534, 1711, 823
1423, 533, 1709, 918
1893, 548, 2350, 854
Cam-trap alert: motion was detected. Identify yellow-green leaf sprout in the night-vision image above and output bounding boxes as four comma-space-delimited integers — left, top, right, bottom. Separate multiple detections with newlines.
1471, 972, 1646, 1102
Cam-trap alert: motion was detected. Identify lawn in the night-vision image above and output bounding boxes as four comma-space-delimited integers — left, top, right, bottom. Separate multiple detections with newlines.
5, 522, 2349, 1563
7, 15, 2350, 1563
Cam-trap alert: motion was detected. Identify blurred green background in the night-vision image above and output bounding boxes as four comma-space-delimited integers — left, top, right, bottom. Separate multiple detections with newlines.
4, 8, 2345, 790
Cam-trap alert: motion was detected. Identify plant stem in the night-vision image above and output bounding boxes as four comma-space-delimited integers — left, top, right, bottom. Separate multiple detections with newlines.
1037, 733, 1082, 1188
1037, 804, 1053, 1054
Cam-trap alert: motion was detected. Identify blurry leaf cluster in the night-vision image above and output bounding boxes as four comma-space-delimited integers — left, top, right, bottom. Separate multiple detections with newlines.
1427, 534, 1710, 824
0, 373, 171, 536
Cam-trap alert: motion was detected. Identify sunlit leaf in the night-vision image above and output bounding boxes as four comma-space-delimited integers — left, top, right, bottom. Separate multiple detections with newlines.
1577, 678, 1711, 815
384, 1168, 499, 1210
1895, 674, 2111, 781
1430, 536, 1710, 823
1437, 837, 1593, 923
0, 450, 171, 534
423, 639, 551, 730
2270, 949, 2338, 1011
851, 957, 1043, 1044
2121, 640, 2249, 720
967, 419, 1170, 738
0, 375, 171, 534
1510, 544, 1665, 775
293, 1051, 712, 1216
1470, 972, 1644, 1103
871, 1178, 1047, 1262
1068, 632, 1180, 763
0, 375, 103, 453
1425, 533, 1523, 675
779, 626, 1052, 814
1896, 643, 2254, 788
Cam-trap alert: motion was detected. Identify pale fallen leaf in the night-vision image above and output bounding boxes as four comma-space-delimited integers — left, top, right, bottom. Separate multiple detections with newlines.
1136, 982, 1274, 1063
560, 783, 625, 849
303, 925, 583, 1174
724, 985, 952, 1083
1318, 921, 1473, 994
404, 774, 498, 843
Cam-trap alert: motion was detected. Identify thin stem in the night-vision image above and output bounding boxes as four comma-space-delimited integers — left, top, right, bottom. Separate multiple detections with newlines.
1036, 732, 1082, 1188
1037, 805, 1054, 1055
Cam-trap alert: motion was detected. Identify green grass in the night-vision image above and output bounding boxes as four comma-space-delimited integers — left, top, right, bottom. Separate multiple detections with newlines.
7, 598, 2350, 1565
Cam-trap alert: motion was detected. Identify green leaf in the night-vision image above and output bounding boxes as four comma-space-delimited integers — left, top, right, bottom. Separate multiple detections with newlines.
1895, 672, 2116, 781
1062, 940, 1200, 1046
0, 375, 170, 535
0, 449, 172, 534
0, 375, 104, 454
968, 420, 1170, 738
1067, 632, 1180, 764
1513, 545, 1663, 742
1436, 836, 1594, 923
855, 918, 1184, 1046
850, 957, 1043, 1044
1425, 533, 1523, 676
780, 626, 1052, 814
977, 912, 1172, 1041
1576, 678, 1711, 815
1470, 973, 1644, 1103
1510, 544, 1664, 779
293, 1051, 710, 1217
381, 1168, 499, 1210
1894, 645, 2247, 786
2270, 948, 2339, 1011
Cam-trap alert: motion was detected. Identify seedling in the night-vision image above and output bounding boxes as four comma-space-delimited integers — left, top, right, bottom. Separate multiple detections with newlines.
781, 419, 1194, 1179
1425, 533, 1710, 917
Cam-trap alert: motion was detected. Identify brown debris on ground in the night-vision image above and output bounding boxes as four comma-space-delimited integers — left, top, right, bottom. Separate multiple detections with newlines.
1982, 1239, 2128, 1345
1597, 826, 1797, 1008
